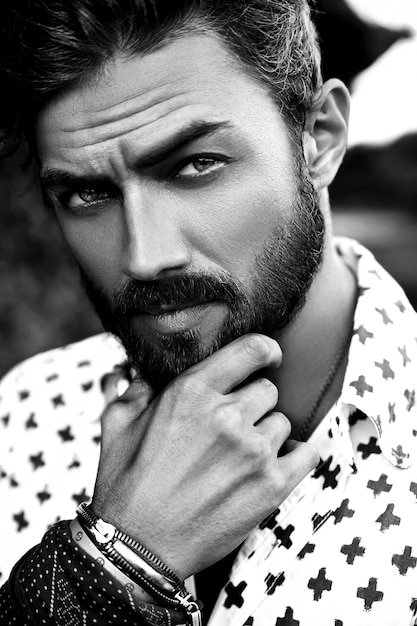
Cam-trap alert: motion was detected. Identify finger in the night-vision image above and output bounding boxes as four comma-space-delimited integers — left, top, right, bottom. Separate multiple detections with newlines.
277, 440, 320, 485
284, 438, 303, 453
255, 411, 291, 445
117, 374, 156, 409
189, 333, 282, 394
230, 377, 279, 425
101, 375, 156, 437
100, 371, 122, 404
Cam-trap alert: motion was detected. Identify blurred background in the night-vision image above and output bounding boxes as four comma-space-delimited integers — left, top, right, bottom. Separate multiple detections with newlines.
0, 0, 416, 377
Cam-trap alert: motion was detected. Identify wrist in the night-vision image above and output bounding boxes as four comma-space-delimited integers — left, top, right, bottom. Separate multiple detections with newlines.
76, 501, 202, 625
69, 518, 154, 604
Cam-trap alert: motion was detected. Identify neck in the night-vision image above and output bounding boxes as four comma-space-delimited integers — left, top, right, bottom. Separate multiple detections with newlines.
269, 235, 357, 439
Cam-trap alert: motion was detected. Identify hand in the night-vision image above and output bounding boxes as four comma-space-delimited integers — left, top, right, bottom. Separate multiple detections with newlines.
92, 333, 319, 579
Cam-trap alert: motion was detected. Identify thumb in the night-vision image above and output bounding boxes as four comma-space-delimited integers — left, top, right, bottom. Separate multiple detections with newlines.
117, 374, 156, 409
101, 374, 156, 440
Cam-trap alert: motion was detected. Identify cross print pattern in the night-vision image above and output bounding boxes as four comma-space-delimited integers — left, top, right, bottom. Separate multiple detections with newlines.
0, 332, 125, 584
273, 524, 295, 549
0, 238, 416, 626
210, 240, 417, 625
357, 577, 384, 611
307, 568, 333, 601
223, 581, 247, 609
367, 473, 393, 498
264, 572, 285, 595
340, 537, 366, 565
357, 436, 381, 460
391, 546, 417, 576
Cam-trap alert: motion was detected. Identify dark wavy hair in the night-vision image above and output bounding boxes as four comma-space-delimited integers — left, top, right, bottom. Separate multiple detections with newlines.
0, 0, 321, 158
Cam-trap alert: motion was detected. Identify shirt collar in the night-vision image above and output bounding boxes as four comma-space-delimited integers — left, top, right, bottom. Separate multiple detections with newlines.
332, 237, 417, 469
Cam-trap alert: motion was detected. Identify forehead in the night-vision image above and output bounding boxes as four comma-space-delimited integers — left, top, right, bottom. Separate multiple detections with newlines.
35, 33, 288, 173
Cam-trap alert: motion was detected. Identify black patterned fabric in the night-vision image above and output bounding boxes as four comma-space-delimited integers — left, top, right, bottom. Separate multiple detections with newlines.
0, 522, 187, 625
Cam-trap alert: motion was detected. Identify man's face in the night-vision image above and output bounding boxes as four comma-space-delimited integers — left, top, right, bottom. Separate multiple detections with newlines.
36, 34, 324, 391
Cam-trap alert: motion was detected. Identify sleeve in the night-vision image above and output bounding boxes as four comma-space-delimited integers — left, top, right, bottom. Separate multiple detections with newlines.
0, 521, 188, 626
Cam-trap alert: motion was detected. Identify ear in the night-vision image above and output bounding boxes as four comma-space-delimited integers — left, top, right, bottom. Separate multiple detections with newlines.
303, 79, 350, 189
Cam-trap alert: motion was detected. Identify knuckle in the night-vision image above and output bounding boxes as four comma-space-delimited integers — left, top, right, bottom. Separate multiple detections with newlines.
242, 435, 270, 467
253, 436, 271, 461
277, 412, 291, 438
257, 377, 279, 400
213, 403, 241, 428
243, 334, 272, 363
212, 403, 247, 447
262, 460, 286, 497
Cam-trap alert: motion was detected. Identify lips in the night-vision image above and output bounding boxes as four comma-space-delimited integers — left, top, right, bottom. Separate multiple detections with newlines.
140, 300, 208, 316
131, 300, 228, 337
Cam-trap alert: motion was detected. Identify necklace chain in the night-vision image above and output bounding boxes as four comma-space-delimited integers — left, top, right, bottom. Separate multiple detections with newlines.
296, 325, 353, 442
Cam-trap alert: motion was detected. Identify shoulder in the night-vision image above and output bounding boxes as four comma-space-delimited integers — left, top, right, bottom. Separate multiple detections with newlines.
1, 332, 124, 387
335, 238, 417, 468
0, 333, 126, 437
0, 334, 127, 580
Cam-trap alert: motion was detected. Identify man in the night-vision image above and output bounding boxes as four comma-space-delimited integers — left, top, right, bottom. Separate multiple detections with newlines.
0, 1, 416, 624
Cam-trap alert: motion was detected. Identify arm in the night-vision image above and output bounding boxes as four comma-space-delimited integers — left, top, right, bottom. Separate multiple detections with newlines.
1, 334, 318, 623
0, 521, 188, 625
92, 333, 318, 579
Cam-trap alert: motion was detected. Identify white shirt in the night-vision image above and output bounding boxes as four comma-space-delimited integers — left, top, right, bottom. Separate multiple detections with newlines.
1, 238, 416, 625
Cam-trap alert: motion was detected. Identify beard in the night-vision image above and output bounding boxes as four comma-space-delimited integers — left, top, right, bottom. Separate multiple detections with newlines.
81, 166, 325, 393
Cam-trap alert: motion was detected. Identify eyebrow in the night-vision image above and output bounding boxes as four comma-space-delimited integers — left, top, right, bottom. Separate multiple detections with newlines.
39, 120, 234, 189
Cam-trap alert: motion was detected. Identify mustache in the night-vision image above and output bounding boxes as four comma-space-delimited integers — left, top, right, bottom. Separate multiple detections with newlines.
112, 273, 245, 317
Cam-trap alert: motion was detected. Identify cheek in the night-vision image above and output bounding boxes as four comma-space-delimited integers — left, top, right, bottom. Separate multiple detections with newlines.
55, 212, 123, 292
183, 175, 295, 272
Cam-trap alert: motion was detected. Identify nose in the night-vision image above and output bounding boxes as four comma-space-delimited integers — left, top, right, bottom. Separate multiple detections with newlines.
122, 186, 190, 281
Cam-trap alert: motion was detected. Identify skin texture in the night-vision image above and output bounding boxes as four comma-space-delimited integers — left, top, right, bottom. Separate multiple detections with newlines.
35, 33, 356, 577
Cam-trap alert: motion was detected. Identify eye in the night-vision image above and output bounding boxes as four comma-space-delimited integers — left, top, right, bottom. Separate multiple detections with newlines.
68, 188, 111, 208
54, 185, 121, 216
175, 157, 226, 179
